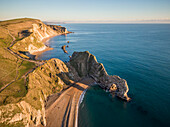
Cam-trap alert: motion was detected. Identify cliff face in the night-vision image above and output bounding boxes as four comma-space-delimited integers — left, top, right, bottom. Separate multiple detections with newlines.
68, 51, 131, 101
11, 19, 68, 55
47, 25, 68, 34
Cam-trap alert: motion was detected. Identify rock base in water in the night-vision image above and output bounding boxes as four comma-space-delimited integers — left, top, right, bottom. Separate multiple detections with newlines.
68, 51, 131, 101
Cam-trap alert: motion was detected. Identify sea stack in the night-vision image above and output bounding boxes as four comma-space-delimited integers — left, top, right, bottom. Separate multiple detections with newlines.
61, 45, 68, 54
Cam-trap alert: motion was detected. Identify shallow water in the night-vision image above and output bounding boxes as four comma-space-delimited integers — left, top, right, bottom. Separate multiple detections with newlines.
37, 24, 170, 127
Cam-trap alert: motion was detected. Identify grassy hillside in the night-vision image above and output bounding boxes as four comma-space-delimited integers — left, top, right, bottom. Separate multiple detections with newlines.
0, 18, 71, 126
0, 18, 40, 40
0, 19, 38, 105
0, 18, 73, 126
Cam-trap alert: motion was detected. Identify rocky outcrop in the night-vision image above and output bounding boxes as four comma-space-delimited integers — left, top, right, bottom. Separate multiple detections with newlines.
47, 25, 69, 34
68, 51, 131, 101
61, 45, 68, 54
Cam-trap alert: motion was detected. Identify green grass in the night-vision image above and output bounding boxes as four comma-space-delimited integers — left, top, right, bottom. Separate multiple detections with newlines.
0, 21, 35, 105
0, 59, 35, 105
0, 78, 28, 106
0, 27, 13, 47
0, 57, 35, 89
15, 36, 22, 42
0, 54, 17, 88
13, 78, 28, 98
17, 61, 35, 79
0, 18, 38, 28
0, 26, 17, 88
0, 122, 24, 127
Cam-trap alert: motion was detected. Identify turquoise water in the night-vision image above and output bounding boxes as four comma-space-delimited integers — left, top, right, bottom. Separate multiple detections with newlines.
37, 24, 170, 127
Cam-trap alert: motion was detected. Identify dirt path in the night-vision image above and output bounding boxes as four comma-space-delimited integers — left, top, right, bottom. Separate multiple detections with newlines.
0, 29, 44, 93
45, 81, 90, 127
6, 28, 44, 65
0, 64, 39, 92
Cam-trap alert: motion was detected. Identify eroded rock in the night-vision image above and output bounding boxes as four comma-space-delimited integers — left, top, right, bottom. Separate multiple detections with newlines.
61, 45, 68, 54
68, 51, 131, 101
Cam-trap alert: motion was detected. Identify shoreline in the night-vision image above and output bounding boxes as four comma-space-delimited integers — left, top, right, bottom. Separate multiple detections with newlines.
45, 82, 89, 127
32, 32, 70, 58
32, 47, 53, 55
75, 88, 88, 127
45, 78, 95, 127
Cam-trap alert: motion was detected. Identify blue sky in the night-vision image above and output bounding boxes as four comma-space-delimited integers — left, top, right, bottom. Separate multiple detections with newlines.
0, 0, 170, 23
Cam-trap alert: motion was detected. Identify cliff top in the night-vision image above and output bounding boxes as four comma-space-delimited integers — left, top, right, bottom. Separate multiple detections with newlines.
0, 18, 40, 26
0, 18, 43, 40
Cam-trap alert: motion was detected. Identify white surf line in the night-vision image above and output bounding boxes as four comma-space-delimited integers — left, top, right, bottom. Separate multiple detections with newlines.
79, 89, 87, 106
75, 89, 87, 127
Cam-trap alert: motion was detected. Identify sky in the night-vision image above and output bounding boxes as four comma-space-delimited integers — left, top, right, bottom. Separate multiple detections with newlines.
0, 0, 170, 23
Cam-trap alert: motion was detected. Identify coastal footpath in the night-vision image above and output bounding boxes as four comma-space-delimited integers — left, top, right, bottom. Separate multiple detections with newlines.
0, 18, 130, 127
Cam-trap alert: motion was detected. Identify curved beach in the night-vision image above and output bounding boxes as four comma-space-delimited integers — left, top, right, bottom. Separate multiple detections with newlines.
45, 79, 94, 127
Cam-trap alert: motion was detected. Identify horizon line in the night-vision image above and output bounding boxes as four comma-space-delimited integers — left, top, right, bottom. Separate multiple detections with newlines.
44, 21, 170, 24
1, 17, 170, 24
44, 19, 170, 24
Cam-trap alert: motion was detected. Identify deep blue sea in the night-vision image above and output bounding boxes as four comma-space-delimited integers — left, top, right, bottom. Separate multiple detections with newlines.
37, 24, 170, 127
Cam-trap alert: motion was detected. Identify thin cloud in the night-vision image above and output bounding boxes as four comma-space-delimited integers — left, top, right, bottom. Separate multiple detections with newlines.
45, 19, 170, 24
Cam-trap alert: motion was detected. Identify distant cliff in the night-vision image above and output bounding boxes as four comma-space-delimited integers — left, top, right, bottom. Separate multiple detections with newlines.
47, 25, 68, 34
9, 19, 69, 56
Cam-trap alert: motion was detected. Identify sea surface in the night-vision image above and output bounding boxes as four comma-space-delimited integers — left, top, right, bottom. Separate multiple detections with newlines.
37, 24, 170, 127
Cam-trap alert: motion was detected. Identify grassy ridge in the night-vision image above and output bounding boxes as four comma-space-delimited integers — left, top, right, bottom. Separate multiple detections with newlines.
0, 19, 36, 106
0, 18, 70, 126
